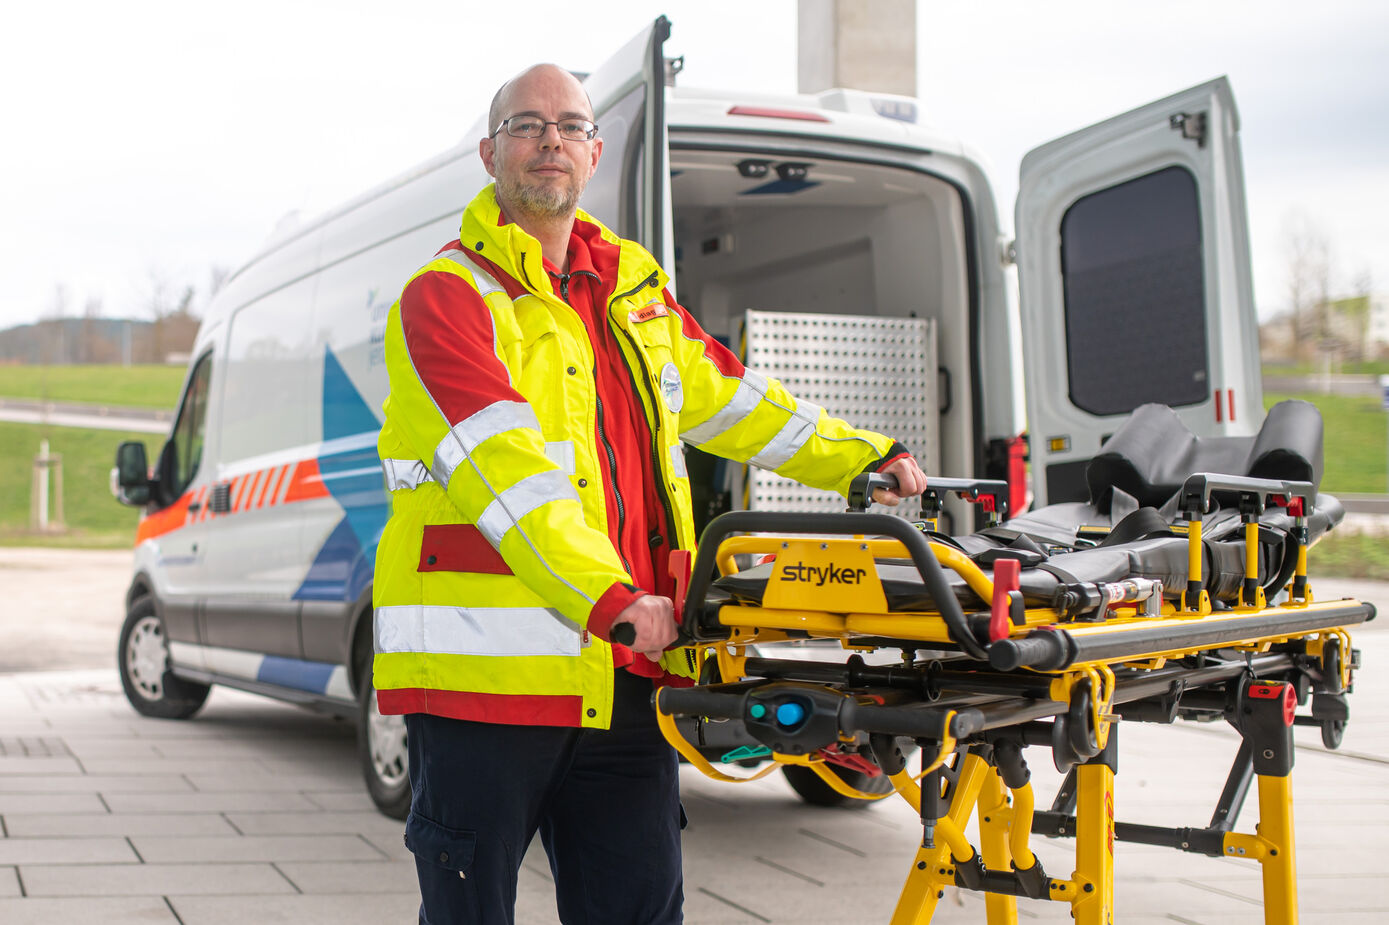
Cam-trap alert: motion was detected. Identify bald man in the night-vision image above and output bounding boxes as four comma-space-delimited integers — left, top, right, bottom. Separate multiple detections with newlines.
373, 63, 927, 924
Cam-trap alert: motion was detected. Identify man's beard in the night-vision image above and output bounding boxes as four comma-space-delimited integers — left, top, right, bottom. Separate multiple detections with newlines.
496, 155, 586, 220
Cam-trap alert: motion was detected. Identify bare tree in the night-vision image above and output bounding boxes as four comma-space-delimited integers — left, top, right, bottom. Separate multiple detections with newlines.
1282, 209, 1334, 367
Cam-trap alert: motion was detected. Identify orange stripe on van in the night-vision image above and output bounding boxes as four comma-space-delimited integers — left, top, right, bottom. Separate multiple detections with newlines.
135, 493, 193, 544
282, 458, 330, 503
255, 466, 281, 508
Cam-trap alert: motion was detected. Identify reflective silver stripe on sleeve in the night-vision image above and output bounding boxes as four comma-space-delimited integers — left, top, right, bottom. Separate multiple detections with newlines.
679, 369, 768, 447
474, 470, 580, 547
382, 458, 434, 491
431, 401, 541, 489
436, 250, 503, 297
750, 400, 823, 470
374, 604, 581, 657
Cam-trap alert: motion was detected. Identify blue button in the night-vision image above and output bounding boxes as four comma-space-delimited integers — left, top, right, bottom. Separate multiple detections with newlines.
749, 702, 767, 719
776, 701, 807, 728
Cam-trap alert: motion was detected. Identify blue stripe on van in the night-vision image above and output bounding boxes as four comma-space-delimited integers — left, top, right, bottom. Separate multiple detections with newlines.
256, 655, 337, 694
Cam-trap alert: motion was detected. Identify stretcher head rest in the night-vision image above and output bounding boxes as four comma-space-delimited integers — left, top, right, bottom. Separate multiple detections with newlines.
1086, 400, 1323, 512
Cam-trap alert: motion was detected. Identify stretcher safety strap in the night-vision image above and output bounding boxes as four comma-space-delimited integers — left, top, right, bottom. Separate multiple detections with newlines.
375, 604, 582, 657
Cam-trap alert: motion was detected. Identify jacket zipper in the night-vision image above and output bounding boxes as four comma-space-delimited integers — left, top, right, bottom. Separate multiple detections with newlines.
609, 273, 680, 557
557, 267, 634, 578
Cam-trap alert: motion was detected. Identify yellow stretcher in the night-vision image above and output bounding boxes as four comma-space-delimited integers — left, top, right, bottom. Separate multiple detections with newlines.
646, 465, 1371, 925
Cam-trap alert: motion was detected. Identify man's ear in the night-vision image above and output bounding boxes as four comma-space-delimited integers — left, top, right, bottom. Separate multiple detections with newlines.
587, 137, 603, 179
480, 136, 497, 177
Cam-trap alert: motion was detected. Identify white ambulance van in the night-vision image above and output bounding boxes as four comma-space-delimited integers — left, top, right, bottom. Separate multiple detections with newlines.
110, 16, 1261, 817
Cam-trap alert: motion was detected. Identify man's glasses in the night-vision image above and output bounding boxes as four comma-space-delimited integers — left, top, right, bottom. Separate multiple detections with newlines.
490, 116, 599, 142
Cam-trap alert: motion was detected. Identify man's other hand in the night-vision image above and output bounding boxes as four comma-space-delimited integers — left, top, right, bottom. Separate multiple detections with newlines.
611, 595, 678, 661
873, 455, 928, 506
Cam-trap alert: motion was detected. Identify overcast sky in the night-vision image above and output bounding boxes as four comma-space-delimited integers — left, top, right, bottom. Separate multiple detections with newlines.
2, 0, 1385, 331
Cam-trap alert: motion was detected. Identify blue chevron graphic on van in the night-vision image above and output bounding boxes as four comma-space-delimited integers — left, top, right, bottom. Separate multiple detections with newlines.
292, 346, 388, 602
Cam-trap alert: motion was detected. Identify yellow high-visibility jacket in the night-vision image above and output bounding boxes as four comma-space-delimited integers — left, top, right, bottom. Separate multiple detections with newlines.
373, 185, 904, 728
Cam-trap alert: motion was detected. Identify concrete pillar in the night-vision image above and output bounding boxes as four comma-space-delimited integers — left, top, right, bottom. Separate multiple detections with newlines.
798, 0, 917, 97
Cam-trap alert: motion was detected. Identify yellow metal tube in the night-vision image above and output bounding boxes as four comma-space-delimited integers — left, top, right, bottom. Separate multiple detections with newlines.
1073, 761, 1116, 925
977, 770, 1019, 925
1008, 782, 1038, 871
1245, 520, 1259, 584
1187, 517, 1204, 587
1256, 774, 1299, 925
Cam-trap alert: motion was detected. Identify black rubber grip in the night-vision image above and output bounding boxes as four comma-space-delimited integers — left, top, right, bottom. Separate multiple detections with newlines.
654, 685, 745, 721
847, 703, 986, 740
611, 623, 636, 647
988, 632, 1073, 671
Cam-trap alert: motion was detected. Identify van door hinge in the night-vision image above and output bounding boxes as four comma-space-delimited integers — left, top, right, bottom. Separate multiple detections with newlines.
1169, 111, 1208, 148
664, 55, 685, 87
1001, 238, 1017, 266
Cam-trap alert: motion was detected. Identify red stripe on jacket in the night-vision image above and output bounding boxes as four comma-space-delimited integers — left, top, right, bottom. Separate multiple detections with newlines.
399, 269, 530, 426
376, 688, 584, 726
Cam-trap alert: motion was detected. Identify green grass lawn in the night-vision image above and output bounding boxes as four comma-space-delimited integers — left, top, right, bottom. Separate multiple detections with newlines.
1264, 391, 1386, 494
0, 420, 157, 548
0, 364, 185, 410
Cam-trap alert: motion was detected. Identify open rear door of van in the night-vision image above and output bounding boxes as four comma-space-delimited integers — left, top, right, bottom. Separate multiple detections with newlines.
580, 16, 675, 279
1015, 77, 1260, 506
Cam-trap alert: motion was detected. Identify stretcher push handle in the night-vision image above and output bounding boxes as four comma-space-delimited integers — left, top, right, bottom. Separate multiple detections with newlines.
846, 473, 1010, 521
684, 510, 987, 659
1178, 473, 1315, 517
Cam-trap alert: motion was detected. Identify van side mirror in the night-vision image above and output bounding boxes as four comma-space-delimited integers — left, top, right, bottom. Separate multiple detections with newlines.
112, 441, 152, 507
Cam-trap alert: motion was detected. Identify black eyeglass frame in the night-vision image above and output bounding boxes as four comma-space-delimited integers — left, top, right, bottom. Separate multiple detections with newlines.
489, 116, 599, 141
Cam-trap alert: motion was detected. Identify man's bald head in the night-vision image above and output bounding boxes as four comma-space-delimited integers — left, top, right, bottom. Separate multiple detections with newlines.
488, 64, 594, 136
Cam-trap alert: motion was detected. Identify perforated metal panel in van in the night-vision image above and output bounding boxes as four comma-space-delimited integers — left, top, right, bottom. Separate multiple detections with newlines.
739, 310, 938, 518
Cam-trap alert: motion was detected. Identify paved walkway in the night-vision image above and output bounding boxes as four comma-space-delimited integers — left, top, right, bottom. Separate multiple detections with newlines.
1, 573, 1386, 922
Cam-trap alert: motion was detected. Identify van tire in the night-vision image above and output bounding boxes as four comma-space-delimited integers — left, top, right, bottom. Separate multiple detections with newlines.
357, 660, 411, 820
782, 763, 894, 808
117, 595, 210, 719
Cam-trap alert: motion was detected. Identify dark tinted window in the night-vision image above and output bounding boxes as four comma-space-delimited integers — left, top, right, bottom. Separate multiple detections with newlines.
1061, 165, 1207, 415
167, 352, 212, 497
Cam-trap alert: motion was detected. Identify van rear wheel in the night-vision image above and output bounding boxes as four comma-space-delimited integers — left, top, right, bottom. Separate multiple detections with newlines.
357, 662, 411, 820
117, 595, 209, 719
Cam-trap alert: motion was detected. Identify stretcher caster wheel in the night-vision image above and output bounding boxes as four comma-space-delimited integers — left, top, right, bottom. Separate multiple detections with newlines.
1322, 637, 1344, 694
1321, 718, 1346, 749
782, 764, 893, 808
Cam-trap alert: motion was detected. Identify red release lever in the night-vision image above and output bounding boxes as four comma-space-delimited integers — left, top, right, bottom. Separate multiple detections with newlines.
669, 549, 693, 624
990, 558, 1021, 643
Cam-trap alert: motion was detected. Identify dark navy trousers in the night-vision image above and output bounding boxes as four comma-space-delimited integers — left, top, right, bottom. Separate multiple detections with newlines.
403, 670, 684, 924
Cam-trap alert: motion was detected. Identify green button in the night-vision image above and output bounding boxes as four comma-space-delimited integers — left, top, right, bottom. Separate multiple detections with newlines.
749, 702, 767, 719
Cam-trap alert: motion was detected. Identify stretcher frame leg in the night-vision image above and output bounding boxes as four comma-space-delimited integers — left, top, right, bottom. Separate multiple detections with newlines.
977, 767, 1019, 925
1072, 729, 1118, 925
891, 750, 992, 925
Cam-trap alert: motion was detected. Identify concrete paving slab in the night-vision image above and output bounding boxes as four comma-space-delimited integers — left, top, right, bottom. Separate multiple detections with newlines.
0, 793, 108, 814
130, 834, 387, 864
274, 858, 419, 893
0, 775, 193, 794
0, 835, 138, 865
102, 791, 325, 814
182, 773, 360, 793
0, 757, 83, 775
19, 861, 298, 896
0, 896, 179, 924
0, 867, 19, 896
4, 812, 238, 837
224, 810, 405, 838
170, 893, 421, 925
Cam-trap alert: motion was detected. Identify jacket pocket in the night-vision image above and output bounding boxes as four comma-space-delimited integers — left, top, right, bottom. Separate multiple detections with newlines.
418, 524, 510, 575
405, 812, 478, 875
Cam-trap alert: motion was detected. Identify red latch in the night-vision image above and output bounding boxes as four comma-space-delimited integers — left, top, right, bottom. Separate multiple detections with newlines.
669, 550, 693, 623
990, 558, 1021, 642
1248, 681, 1297, 726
